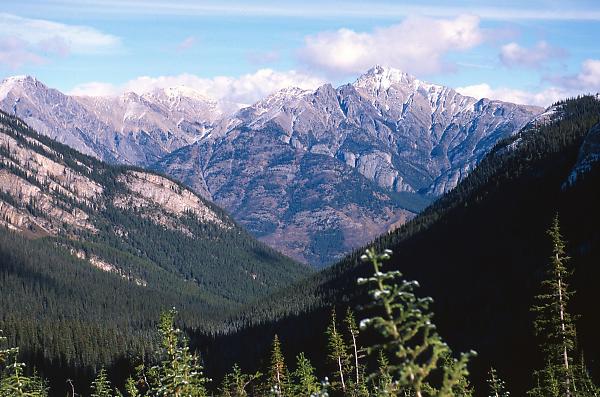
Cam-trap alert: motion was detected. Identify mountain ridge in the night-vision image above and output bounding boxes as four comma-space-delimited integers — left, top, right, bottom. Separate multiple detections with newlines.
0, 67, 542, 266
155, 66, 542, 265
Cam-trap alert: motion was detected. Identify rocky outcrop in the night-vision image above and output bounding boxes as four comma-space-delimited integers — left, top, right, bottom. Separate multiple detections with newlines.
0, 111, 227, 240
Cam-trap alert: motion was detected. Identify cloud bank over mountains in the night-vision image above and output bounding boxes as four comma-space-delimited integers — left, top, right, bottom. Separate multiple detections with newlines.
69, 69, 325, 106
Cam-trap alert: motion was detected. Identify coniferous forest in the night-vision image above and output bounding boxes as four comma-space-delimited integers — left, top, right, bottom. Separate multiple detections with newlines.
1, 90, 600, 397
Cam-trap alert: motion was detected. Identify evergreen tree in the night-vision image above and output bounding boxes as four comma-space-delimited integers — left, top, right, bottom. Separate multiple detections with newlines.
0, 332, 48, 397
124, 309, 209, 397
487, 367, 509, 397
219, 363, 261, 397
268, 335, 288, 397
91, 368, 113, 397
326, 309, 350, 393
358, 248, 475, 397
530, 215, 577, 397
372, 351, 397, 396
291, 353, 321, 397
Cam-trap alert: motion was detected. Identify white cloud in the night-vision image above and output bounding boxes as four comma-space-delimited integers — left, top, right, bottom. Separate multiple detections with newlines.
457, 83, 568, 107
68, 69, 325, 105
557, 59, 600, 89
500, 41, 565, 68
457, 58, 600, 107
0, 13, 120, 69
0, 13, 120, 55
298, 14, 483, 76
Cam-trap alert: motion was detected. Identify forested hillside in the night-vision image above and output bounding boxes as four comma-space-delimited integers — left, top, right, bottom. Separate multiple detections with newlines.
206, 96, 600, 395
0, 110, 311, 394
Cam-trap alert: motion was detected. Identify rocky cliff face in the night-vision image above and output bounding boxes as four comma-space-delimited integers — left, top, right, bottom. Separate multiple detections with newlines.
156, 66, 542, 266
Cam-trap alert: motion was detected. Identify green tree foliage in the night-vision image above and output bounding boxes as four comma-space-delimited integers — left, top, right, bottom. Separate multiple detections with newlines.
291, 353, 321, 397
0, 332, 47, 397
358, 248, 475, 397
530, 216, 577, 397
268, 335, 289, 397
219, 363, 261, 397
122, 309, 209, 397
326, 309, 350, 393
529, 216, 599, 397
486, 368, 509, 397
345, 309, 368, 397
90, 369, 114, 397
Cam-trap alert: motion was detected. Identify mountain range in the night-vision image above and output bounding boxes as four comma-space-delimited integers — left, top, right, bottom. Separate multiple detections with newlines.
0, 67, 542, 265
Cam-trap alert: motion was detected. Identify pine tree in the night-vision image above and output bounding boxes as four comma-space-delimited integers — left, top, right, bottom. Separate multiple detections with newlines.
268, 335, 288, 397
326, 309, 350, 393
0, 332, 48, 397
372, 351, 397, 396
291, 353, 321, 397
358, 248, 475, 397
137, 308, 209, 397
219, 363, 261, 397
575, 354, 599, 397
530, 215, 577, 397
91, 368, 113, 397
487, 367, 509, 397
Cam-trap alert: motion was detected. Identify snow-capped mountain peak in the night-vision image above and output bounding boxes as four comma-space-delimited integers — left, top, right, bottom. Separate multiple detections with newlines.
0, 75, 45, 101
354, 65, 414, 91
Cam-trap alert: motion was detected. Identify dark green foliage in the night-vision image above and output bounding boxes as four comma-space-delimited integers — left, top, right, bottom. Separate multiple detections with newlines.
529, 216, 577, 396
0, 332, 48, 397
326, 309, 350, 393
358, 248, 475, 397
0, 109, 311, 394
528, 218, 599, 397
90, 369, 114, 397
291, 353, 321, 397
124, 309, 209, 397
267, 335, 289, 396
219, 364, 261, 397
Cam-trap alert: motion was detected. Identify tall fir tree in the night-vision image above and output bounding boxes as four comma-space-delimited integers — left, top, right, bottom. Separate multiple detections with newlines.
530, 215, 577, 397
268, 335, 288, 397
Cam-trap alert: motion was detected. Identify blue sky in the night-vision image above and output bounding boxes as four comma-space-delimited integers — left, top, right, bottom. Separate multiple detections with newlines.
1, 0, 600, 106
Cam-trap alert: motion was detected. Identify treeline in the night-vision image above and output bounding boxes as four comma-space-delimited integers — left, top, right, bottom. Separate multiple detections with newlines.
2, 217, 598, 396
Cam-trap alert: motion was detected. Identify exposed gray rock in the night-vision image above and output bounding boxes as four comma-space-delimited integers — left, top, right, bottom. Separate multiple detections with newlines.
155, 66, 542, 266
0, 76, 230, 166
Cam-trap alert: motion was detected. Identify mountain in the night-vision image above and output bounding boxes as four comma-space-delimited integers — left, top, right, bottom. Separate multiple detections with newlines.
155, 66, 542, 265
0, 68, 541, 266
0, 76, 231, 165
0, 109, 310, 392
204, 96, 600, 395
